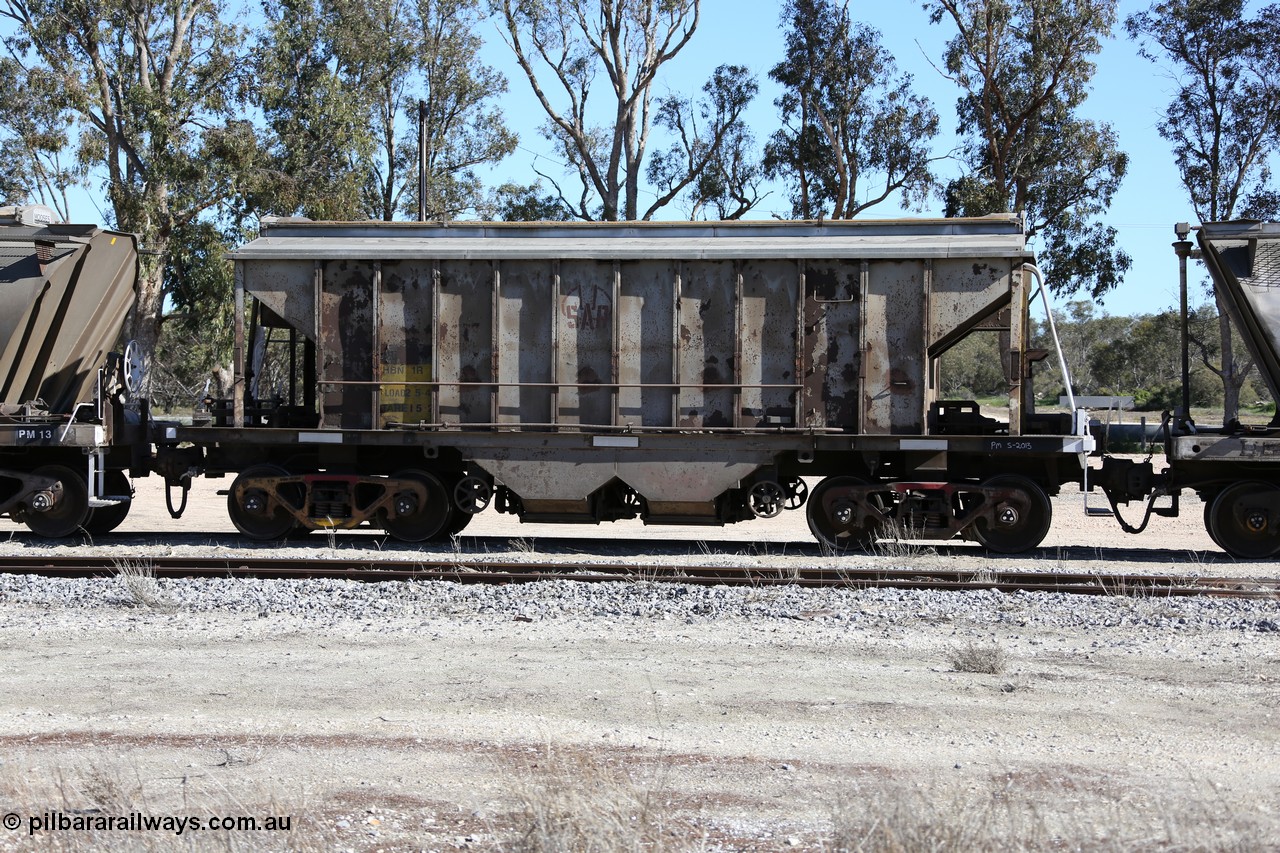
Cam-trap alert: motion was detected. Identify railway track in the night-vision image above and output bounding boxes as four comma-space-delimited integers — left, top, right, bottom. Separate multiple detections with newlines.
0, 556, 1275, 599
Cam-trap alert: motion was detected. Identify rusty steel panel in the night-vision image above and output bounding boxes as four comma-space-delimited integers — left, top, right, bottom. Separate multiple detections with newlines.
927, 259, 1012, 351
496, 261, 552, 425
319, 260, 376, 429
436, 261, 493, 425
240, 259, 315, 342
801, 261, 861, 430
377, 260, 433, 426
677, 260, 736, 428
616, 454, 762, 504
863, 260, 927, 435
556, 259, 614, 426
470, 453, 616, 504
617, 260, 676, 427
741, 260, 799, 427
0, 225, 136, 413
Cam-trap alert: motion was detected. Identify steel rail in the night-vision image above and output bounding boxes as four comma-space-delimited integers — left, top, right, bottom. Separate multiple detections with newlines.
0, 556, 1274, 599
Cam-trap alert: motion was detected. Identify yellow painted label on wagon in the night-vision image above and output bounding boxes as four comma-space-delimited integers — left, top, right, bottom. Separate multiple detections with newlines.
380, 363, 432, 421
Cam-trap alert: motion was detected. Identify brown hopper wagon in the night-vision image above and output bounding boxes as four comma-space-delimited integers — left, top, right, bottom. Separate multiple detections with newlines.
0, 206, 140, 536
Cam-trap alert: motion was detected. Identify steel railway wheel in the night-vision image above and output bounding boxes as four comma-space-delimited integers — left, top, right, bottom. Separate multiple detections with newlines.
84, 471, 132, 535
443, 509, 473, 537
806, 476, 882, 551
972, 475, 1051, 554
24, 465, 89, 538
1207, 481, 1280, 559
1203, 497, 1225, 551
228, 464, 298, 540
383, 469, 452, 542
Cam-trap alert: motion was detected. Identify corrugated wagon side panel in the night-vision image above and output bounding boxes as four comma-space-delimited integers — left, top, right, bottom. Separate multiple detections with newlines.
677, 261, 736, 428
802, 260, 861, 431
741, 259, 800, 428
617, 260, 676, 428
496, 261, 553, 426
320, 259, 375, 430
863, 260, 927, 435
556, 259, 615, 426
241, 259, 315, 341
377, 260, 434, 426
926, 259, 1012, 350
437, 261, 494, 426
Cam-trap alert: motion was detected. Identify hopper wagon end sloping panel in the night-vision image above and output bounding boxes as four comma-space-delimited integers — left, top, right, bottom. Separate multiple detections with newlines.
0, 228, 136, 413
1199, 222, 1280, 401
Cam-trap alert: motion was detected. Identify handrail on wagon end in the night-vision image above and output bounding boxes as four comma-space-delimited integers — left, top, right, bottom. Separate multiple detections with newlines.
1023, 263, 1079, 425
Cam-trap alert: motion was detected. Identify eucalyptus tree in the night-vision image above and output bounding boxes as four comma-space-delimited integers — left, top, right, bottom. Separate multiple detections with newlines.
766, 0, 940, 220
0, 57, 87, 218
925, 0, 1129, 300
256, 0, 516, 221
254, 0, 370, 220
646, 64, 763, 219
0, 0, 254, 366
496, 0, 757, 220
1127, 0, 1280, 423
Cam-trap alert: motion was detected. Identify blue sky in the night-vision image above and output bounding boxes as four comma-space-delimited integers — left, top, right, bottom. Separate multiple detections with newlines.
476, 0, 1258, 318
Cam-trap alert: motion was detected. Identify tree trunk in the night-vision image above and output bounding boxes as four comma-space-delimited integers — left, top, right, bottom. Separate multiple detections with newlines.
123, 246, 166, 394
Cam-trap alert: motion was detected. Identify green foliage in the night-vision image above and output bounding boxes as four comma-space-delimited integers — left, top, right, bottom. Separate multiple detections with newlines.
1127, 0, 1280, 223
151, 220, 236, 408
1027, 301, 1272, 412
491, 182, 573, 221
1088, 311, 1180, 393
766, 0, 939, 219
647, 65, 764, 220
939, 333, 1008, 399
0, 0, 254, 365
0, 56, 86, 217
252, 0, 370, 220
254, 0, 515, 222
926, 0, 1130, 300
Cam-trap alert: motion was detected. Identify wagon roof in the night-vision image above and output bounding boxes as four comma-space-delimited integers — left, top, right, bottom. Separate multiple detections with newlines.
231, 215, 1031, 261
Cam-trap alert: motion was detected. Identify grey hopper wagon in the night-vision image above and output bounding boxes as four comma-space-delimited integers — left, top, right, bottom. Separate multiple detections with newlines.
1099, 220, 1280, 558
0, 207, 140, 536
162, 215, 1093, 550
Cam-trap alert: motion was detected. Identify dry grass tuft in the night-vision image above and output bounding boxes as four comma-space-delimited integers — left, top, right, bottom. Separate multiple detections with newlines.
871, 522, 938, 560
946, 640, 1008, 675
505, 748, 693, 853
510, 536, 538, 555
112, 559, 177, 612
828, 781, 1280, 852
829, 784, 1045, 852
0, 758, 339, 851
